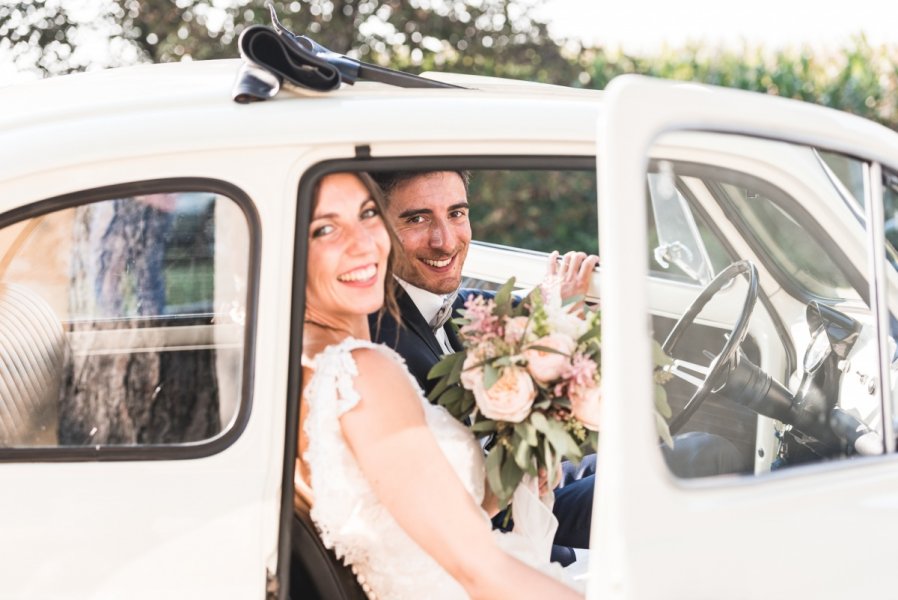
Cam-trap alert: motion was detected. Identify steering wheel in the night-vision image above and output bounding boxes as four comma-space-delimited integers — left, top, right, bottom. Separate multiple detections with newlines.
663, 260, 759, 435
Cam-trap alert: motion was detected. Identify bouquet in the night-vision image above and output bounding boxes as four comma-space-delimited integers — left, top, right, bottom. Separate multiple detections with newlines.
428, 276, 673, 509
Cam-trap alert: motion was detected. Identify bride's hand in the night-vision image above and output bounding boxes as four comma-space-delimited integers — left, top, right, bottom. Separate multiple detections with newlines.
547, 250, 600, 314
537, 463, 563, 497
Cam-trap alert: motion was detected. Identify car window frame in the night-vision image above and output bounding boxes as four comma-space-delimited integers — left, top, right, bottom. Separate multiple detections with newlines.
659, 159, 872, 308
0, 177, 261, 463
280, 153, 595, 599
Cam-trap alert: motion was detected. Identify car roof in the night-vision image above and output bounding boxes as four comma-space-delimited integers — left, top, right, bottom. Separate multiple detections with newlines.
0, 59, 604, 179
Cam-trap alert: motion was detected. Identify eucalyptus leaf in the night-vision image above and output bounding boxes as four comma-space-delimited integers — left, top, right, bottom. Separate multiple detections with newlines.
438, 385, 465, 412
652, 339, 673, 367
514, 421, 538, 447
656, 411, 674, 448
542, 438, 555, 475
428, 354, 465, 401
494, 276, 517, 310
459, 392, 475, 415
578, 323, 601, 344
500, 453, 524, 500
530, 411, 549, 433
471, 419, 498, 433
427, 372, 452, 403
525, 344, 570, 357
654, 384, 672, 419
485, 444, 506, 499
586, 429, 599, 451
544, 417, 581, 458
484, 363, 500, 389
447, 350, 465, 385
513, 435, 533, 470
427, 352, 461, 380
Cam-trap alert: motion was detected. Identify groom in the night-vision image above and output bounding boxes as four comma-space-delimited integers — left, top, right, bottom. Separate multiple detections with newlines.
368, 170, 598, 566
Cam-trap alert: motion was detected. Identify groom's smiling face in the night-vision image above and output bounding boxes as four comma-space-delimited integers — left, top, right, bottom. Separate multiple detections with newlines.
385, 171, 471, 295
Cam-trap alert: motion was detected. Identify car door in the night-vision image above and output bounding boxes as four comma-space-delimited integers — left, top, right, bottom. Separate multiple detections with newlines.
0, 166, 281, 598
591, 75, 898, 599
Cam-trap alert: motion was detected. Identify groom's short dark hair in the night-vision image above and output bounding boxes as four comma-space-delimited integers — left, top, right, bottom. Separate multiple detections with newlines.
370, 170, 470, 204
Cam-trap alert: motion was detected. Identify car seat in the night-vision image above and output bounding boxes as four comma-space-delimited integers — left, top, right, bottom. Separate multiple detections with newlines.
0, 282, 64, 446
290, 505, 367, 600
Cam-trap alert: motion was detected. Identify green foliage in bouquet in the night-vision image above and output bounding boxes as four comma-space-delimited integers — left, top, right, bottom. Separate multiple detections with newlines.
428, 277, 673, 508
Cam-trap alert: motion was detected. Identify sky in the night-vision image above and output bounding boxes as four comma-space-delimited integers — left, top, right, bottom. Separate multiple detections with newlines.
540, 0, 898, 52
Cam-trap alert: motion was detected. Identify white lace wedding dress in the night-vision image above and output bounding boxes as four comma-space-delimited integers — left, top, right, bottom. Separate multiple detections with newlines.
302, 338, 576, 599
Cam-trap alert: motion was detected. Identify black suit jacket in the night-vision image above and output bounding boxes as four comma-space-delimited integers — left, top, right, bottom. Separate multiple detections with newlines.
368, 284, 471, 395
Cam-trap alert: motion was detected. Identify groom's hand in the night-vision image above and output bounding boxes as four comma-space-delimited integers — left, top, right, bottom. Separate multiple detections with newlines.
548, 250, 600, 312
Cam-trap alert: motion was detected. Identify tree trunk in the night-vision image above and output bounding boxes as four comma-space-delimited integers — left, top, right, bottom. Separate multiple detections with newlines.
59, 198, 220, 445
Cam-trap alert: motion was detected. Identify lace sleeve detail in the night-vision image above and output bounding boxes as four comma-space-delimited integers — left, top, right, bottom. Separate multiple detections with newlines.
301, 338, 390, 569
316, 341, 365, 417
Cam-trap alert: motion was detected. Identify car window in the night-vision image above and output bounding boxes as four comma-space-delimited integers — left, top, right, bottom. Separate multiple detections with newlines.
467, 168, 715, 286
468, 169, 598, 255
718, 181, 862, 302
645, 135, 883, 481
0, 187, 252, 449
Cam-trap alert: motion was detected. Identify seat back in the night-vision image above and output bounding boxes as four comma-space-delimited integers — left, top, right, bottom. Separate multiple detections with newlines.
0, 282, 64, 446
289, 507, 367, 600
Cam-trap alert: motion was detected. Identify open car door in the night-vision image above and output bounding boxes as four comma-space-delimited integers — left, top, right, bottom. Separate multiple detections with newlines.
591, 76, 898, 599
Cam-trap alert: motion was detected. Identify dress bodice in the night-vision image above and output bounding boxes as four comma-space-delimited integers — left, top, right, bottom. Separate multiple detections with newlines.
301, 337, 572, 599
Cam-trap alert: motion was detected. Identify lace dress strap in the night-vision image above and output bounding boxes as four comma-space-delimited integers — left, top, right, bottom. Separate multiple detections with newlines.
312, 337, 382, 416
301, 337, 398, 571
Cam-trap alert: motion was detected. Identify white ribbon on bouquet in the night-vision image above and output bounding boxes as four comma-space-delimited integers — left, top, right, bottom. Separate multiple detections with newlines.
511, 472, 558, 562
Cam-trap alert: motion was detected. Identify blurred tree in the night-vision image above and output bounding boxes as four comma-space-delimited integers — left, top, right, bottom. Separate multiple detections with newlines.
7, 1, 896, 132
0, 1, 80, 77
1, 0, 577, 84
573, 36, 898, 130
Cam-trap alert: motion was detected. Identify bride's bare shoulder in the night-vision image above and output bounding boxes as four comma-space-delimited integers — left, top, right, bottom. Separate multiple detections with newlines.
350, 346, 404, 380
347, 346, 421, 411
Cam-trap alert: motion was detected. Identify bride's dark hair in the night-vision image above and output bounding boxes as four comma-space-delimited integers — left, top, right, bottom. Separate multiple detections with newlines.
358, 172, 402, 330
310, 172, 401, 330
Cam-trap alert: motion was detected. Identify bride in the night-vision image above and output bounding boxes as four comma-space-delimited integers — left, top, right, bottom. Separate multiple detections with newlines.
294, 171, 583, 599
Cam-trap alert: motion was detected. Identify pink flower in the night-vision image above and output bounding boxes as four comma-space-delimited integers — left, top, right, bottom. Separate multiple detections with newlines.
570, 382, 602, 431
524, 333, 576, 383
460, 352, 484, 390
460, 295, 500, 339
503, 316, 530, 345
564, 353, 598, 388
472, 366, 536, 423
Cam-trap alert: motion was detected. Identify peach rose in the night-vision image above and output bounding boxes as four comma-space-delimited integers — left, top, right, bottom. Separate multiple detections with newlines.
472, 366, 537, 423
570, 383, 602, 431
460, 352, 484, 390
524, 333, 576, 383
504, 316, 530, 345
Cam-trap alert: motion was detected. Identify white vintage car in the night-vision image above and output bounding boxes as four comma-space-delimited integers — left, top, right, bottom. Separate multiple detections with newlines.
3, 36, 898, 599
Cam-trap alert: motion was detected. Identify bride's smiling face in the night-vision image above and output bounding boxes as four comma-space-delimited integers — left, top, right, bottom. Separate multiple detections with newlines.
306, 173, 391, 322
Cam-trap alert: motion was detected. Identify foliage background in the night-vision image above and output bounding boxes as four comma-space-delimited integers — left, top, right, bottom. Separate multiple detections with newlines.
3, 0, 897, 129
3, 0, 896, 252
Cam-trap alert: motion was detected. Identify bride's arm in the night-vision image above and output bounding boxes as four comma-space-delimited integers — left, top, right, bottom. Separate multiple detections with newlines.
481, 478, 501, 518
339, 348, 581, 600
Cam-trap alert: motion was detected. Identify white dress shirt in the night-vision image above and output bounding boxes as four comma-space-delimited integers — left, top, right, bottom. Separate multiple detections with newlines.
395, 277, 455, 355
